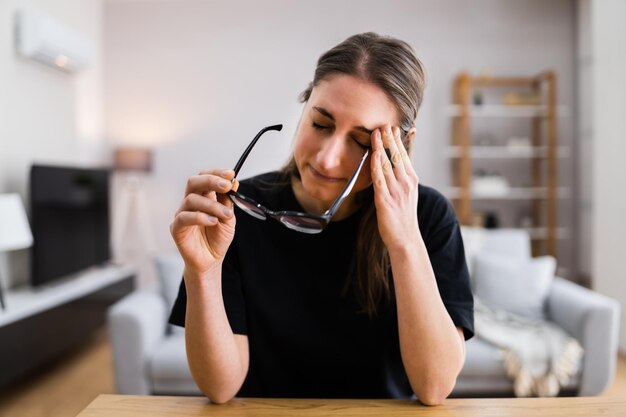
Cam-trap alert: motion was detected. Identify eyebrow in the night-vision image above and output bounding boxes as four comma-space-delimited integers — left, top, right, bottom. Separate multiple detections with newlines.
313, 106, 373, 136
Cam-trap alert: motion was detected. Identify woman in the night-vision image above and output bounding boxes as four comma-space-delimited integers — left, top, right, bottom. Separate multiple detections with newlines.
168, 32, 474, 405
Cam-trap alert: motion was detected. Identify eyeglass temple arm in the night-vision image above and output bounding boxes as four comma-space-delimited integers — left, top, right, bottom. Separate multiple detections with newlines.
232, 124, 283, 176
324, 149, 369, 218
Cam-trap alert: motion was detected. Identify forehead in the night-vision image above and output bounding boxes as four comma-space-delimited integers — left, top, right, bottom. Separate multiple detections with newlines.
307, 75, 399, 128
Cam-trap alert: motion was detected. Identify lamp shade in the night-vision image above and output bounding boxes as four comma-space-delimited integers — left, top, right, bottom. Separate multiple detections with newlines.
114, 148, 152, 172
0, 194, 33, 251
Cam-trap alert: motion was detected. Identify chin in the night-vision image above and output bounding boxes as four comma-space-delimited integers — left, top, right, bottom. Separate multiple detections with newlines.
300, 173, 341, 205
301, 179, 336, 204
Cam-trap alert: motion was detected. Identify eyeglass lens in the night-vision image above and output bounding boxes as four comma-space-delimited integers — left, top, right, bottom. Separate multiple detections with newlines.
230, 195, 266, 220
230, 193, 326, 233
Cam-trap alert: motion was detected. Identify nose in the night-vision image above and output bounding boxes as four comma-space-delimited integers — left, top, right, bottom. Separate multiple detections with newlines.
315, 134, 348, 172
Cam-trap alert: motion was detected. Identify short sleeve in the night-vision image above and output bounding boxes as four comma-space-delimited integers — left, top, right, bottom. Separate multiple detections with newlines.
168, 241, 248, 335
423, 199, 475, 340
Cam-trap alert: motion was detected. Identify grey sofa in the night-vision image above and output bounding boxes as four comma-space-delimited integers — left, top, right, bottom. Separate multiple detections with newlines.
108, 229, 620, 397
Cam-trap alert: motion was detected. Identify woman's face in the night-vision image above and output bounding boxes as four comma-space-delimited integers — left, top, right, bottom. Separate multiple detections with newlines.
293, 74, 401, 208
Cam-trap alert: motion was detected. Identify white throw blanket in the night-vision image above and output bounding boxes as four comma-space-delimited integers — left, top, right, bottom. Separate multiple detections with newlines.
474, 297, 584, 397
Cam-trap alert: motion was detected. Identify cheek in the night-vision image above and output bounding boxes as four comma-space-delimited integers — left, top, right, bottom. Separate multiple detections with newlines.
293, 131, 317, 165
353, 160, 373, 191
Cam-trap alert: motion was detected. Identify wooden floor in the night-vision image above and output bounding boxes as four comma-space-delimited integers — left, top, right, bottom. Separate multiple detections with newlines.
0, 330, 624, 417
0, 329, 114, 417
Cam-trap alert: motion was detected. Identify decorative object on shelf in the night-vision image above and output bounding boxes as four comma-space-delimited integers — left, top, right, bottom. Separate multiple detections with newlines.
506, 136, 532, 149
484, 212, 500, 229
503, 92, 542, 106
448, 71, 564, 258
471, 212, 487, 228
0, 194, 33, 310
473, 90, 484, 106
472, 171, 510, 197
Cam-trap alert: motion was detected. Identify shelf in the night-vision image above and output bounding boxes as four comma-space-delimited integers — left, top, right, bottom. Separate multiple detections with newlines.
449, 71, 562, 258
444, 146, 570, 159
445, 104, 570, 118
0, 263, 136, 327
444, 187, 570, 200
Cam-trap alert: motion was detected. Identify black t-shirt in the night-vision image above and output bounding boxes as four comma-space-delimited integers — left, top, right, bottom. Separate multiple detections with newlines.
169, 171, 474, 399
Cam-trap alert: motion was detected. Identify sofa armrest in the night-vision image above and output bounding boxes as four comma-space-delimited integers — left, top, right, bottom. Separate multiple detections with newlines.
107, 290, 168, 395
547, 277, 621, 395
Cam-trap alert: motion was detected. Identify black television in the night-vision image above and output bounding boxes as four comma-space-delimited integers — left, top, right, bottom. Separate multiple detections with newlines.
29, 164, 111, 286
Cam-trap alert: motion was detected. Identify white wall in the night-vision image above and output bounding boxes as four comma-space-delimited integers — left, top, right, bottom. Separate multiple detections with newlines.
589, 0, 626, 352
104, 0, 577, 285
0, 0, 104, 286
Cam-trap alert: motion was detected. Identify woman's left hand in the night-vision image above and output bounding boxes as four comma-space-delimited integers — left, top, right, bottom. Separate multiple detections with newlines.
370, 125, 420, 251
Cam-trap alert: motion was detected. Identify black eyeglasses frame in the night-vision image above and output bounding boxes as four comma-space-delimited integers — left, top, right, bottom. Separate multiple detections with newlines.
227, 124, 369, 234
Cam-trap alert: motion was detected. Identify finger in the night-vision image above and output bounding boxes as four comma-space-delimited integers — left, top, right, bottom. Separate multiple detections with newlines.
370, 130, 392, 195
179, 193, 234, 221
374, 129, 398, 186
185, 171, 235, 196
393, 127, 412, 171
172, 211, 219, 230
370, 147, 390, 197
381, 125, 406, 175
217, 178, 239, 209
198, 168, 235, 179
217, 179, 237, 209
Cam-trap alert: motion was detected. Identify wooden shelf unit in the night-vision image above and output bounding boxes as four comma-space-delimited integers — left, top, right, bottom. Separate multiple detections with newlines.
449, 71, 562, 257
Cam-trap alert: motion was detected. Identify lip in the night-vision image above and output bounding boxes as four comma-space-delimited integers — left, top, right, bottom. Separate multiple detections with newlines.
308, 165, 344, 183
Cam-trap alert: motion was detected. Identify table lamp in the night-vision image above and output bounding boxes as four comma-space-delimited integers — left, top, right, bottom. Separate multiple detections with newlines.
111, 147, 156, 269
114, 148, 152, 172
0, 194, 33, 310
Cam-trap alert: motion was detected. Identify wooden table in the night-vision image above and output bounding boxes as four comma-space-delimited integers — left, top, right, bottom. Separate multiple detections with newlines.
77, 395, 626, 416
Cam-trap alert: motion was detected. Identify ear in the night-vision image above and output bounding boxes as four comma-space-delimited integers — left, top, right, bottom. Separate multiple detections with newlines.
407, 127, 417, 141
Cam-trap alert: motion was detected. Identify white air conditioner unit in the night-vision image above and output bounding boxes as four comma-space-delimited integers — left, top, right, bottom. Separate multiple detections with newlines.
15, 8, 94, 73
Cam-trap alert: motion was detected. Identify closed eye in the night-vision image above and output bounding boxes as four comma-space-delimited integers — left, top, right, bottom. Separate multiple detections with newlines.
351, 137, 371, 150
312, 122, 329, 130
312, 122, 370, 150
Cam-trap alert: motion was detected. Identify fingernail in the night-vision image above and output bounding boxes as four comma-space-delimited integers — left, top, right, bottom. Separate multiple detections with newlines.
374, 130, 381, 141
385, 126, 392, 137
222, 207, 232, 217
207, 215, 218, 223
218, 179, 228, 188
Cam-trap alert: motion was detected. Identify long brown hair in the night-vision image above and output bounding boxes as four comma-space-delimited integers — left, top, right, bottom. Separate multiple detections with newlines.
283, 32, 426, 316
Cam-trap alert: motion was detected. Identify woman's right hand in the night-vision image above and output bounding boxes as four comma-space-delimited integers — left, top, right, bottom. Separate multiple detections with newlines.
170, 169, 239, 277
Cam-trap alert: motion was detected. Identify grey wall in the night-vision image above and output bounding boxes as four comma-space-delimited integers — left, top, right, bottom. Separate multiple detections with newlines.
104, 0, 578, 285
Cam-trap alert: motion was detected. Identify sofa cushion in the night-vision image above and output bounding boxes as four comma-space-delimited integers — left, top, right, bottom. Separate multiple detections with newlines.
460, 228, 532, 280
148, 334, 202, 395
155, 253, 185, 309
459, 227, 486, 278
461, 337, 509, 378
473, 254, 556, 320
155, 253, 186, 335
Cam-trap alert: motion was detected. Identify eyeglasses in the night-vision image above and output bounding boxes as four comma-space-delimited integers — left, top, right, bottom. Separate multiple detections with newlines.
228, 124, 369, 234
